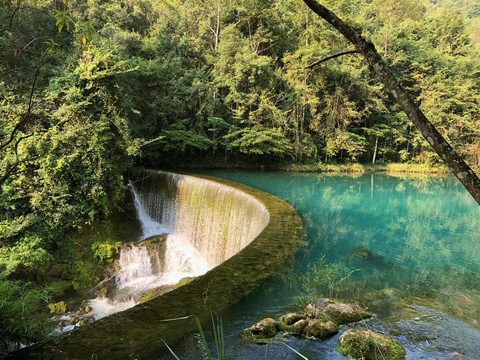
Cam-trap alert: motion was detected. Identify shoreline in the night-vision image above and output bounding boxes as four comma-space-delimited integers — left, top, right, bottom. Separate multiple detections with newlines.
166, 161, 453, 175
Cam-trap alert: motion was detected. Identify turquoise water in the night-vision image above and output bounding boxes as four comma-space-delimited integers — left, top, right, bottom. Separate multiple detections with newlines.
160, 171, 480, 359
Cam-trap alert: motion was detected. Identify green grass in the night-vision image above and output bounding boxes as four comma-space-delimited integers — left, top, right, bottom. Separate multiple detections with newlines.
272, 162, 450, 174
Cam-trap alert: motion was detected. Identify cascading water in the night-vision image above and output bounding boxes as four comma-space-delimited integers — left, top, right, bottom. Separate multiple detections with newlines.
70, 170, 269, 325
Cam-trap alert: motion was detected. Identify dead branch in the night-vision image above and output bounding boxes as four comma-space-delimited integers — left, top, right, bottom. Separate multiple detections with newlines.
304, 49, 360, 69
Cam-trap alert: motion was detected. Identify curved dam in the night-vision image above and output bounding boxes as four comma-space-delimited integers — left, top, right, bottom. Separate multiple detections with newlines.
14, 170, 303, 360
131, 169, 270, 269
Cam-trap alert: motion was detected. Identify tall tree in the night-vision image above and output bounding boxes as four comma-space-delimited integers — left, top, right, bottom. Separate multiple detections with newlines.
302, 0, 480, 206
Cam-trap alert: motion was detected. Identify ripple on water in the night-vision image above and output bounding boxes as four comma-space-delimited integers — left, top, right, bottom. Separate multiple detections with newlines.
393, 305, 480, 359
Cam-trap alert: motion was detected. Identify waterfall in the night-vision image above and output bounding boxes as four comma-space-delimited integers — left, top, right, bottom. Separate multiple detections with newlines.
83, 170, 269, 322
132, 170, 270, 267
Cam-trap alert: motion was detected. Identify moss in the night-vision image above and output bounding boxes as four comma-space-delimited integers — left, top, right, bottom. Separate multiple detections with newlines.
48, 301, 67, 314
142, 235, 168, 251
338, 328, 406, 360
71, 260, 102, 291
137, 285, 174, 303
75, 306, 92, 315
280, 313, 305, 325
324, 301, 372, 325
91, 240, 122, 265
46, 280, 73, 297
174, 276, 195, 288
303, 319, 338, 339
291, 319, 310, 334
245, 318, 279, 339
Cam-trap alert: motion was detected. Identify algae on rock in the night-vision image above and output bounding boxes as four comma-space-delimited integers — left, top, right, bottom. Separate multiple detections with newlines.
244, 299, 372, 342
338, 328, 406, 360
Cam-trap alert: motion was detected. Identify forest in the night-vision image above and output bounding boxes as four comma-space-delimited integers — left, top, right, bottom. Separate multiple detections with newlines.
1, 0, 480, 354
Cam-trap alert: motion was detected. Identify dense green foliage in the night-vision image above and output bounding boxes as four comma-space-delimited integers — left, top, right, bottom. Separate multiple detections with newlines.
0, 280, 50, 351
1, 0, 480, 353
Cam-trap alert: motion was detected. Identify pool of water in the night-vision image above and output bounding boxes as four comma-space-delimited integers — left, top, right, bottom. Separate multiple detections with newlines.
157, 171, 480, 359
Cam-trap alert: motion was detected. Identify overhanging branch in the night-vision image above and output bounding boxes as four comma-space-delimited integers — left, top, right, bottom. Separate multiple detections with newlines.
304, 49, 360, 69
303, 0, 480, 206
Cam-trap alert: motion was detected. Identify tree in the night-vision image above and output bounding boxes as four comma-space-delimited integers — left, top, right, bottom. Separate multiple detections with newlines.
302, 0, 480, 206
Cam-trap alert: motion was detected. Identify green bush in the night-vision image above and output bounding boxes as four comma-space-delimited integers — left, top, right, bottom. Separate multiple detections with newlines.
0, 280, 51, 356
92, 240, 122, 264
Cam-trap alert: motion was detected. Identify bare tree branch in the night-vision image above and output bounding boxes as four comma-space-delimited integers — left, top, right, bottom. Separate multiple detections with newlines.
303, 0, 480, 206
304, 49, 360, 69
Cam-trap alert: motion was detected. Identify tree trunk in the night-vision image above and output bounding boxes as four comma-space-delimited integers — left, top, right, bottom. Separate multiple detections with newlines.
372, 137, 378, 165
303, 0, 480, 206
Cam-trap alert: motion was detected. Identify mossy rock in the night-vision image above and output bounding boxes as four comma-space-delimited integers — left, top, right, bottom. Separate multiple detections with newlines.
142, 235, 168, 251
291, 319, 310, 334
245, 318, 279, 339
303, 319, 338, 339
278, 313, 308, 333
338, 328, 406, 360
280, 313, 305, 325
324, 301, 372, 325
174, 276, 196, 288
69, 316, 79, 326
75, 306, 92, 315
48, 301, 67, 314
137, 285, 175, 303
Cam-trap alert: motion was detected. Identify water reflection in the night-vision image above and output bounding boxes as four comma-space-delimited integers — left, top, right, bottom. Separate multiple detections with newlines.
191, 170, 480, 357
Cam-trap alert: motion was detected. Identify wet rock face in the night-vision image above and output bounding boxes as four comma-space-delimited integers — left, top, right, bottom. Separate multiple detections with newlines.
338, 328, 406, 360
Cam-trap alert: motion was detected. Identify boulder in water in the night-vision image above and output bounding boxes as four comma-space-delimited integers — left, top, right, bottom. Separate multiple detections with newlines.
303, 319, 338, 338
305, 299, 372, 325
324, 301, 372, 325
338, 328, 406, 360
246, 300, 371, 341
280, 313, 305, 325
244, 318, 279, 339
291, 319, 309, 334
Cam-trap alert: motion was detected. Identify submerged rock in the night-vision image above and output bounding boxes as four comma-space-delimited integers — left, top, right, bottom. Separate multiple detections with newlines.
347, 246, 395, 269
364, 288, 420, 321
338, 328, 406, 360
